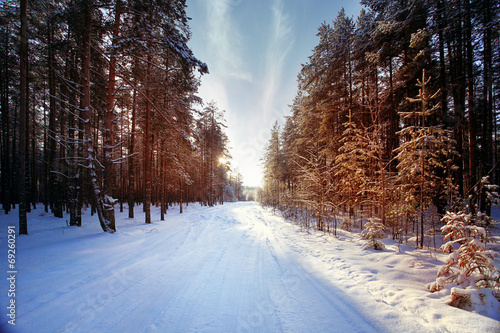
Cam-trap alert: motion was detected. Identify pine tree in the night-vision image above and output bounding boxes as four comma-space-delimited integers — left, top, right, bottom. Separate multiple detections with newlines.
280, 116, 300, 215
80, 0, 115, 233
101, 0, 123, 228
361, 218, 386, 250
262, 122, 283, 211
195, 102, 229, 206
334, 111, 369, 227
297, 149, 332, 232
1, 2, 17, 215
395, 70, 456, 248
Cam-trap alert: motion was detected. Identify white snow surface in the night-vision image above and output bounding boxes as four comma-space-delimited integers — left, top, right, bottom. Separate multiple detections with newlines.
0, 202, 499, 332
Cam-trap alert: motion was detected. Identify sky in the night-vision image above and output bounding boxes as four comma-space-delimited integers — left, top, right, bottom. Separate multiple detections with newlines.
186, 0, 363, 187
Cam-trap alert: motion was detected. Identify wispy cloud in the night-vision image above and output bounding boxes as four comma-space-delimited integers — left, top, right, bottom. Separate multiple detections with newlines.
261, 0, 294, 113
205, 0, 252, 81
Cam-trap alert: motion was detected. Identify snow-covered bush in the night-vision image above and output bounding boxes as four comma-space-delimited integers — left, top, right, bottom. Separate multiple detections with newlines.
340, 218, 353, 232
448, 286, 500, 314
361, 219, 386, 251
427, 211, 500, 312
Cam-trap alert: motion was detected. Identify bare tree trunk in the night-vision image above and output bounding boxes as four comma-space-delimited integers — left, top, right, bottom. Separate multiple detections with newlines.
18, 0, 28, 234
1, 24, 11, 214
437, 0, 448, 124
128, 88, 136, 218
119, 100, 124, 213
160, 149, 165, 220
30, 88, 37, 210
102, 0, 122, 227
144, 54, 152, 224
480, 0, 493, 215
82, 0, 115, 233
449, 1, 466, 198
47, 20, 63, 218
24, 60, 31, 214
68, 50, 81, 226
465, 0, 477, 219
387, 57, 397, 172
419, 71, 427, 249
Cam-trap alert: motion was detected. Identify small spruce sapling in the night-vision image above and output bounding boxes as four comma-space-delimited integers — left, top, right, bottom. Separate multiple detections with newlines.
427, 211, 500, 311
361, 218, 386, 250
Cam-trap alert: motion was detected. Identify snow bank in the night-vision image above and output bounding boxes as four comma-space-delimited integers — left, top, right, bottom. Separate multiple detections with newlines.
258, 206, 500, 332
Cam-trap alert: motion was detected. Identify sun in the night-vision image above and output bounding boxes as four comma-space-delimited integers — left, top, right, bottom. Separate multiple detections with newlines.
218, 156, 228, 165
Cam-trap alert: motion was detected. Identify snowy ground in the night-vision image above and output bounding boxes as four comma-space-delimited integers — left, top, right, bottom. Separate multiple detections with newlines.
0, 202, 499, 332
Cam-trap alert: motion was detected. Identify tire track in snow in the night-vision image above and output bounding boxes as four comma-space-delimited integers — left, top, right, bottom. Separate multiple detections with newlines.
56, 212, 214, 333
244, 205, 384, 333
11, 202, 428, 332
97, 208, 238, 332
50, 207, 223, 332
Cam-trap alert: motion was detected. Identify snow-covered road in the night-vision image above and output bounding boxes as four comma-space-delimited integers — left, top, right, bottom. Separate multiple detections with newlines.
1, 202, 498, 332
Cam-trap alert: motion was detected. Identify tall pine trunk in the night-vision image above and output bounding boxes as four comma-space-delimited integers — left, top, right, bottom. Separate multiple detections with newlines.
102, 0, 122, 228
1, 24, 11, 214
68, 50, 81, 226
47, 20, 63, 218
128, 88, 136, 218
465, 0, 477, 219
18, 0, 28, 235
480, 0, 493, 214
81, 1, 115, 233
449, 0, 466, 198
144, 54, 152, 224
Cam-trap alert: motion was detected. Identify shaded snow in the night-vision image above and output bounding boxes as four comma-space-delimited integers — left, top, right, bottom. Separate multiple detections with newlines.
0, 202, 498, 332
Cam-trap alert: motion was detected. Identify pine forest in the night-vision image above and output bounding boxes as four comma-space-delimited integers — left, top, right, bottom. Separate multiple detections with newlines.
261, 0, 500, 248
1, 0, 500, 331
1, 0, 244, 234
